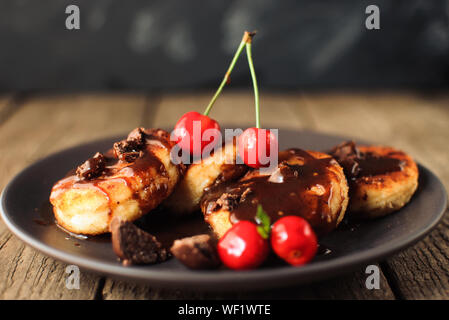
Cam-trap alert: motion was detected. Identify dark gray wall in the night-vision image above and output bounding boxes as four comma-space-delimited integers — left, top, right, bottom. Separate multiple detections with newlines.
0, 0, 448, 91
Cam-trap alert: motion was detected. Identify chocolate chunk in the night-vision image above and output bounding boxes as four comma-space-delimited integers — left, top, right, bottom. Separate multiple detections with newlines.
330, 141, 362, 179
112, 127, 149, 162
110, 218, 168, 266
113, 136, 146, 163
214, 191, 241, 212
126, 127, 146, 145
205, 183, 255, 212
170, 234, 220, 269
76, 152, 106, 180
330, 141, 360, 163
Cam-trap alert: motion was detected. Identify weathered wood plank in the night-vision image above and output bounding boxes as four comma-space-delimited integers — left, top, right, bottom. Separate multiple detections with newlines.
302, 91, 449, 300
0, 93, 148, 299
102, 264, 394, 300
243, 265, 394, 300
381, 210, 449, 300
102, 92, 396, 300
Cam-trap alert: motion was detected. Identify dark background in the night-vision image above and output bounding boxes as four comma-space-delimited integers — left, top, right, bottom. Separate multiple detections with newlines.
1, 0, 448, 91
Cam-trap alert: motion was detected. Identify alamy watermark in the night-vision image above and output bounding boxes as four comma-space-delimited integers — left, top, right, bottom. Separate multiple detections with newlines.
65, 265, 80, 290
170, 125, 279, 174
65, 5, 80, 30
65, 4, 380, 31
365, 265, 380, 290
365, 5, 380, 30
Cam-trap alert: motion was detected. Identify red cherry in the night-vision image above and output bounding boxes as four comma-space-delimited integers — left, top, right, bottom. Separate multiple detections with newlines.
238, 127, 278, 168
271, 216, 318, 266
217, 221, 269, 270
173, 111, 221, 156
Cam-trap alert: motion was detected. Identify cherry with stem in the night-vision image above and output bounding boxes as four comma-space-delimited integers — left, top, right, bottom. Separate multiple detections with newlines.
238, 32, 278, 168
203, 31, 256, 116
245, 36, 260, 129
174, 31, 256, 156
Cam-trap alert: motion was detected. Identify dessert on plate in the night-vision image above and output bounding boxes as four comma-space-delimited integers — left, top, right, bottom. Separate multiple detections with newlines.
48, 31, 419, 270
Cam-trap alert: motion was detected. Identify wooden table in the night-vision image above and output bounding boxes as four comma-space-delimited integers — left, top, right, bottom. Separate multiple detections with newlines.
0, 91, 448, 300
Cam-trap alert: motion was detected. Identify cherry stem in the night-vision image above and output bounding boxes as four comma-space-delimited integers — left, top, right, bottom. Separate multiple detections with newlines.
203, 31, 256, 116
245, 41, 260, 129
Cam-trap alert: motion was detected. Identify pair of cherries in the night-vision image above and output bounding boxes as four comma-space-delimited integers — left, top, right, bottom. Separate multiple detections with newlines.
217, 206, 318, 270
173, 31, 278, 168
174, 112, 276, 168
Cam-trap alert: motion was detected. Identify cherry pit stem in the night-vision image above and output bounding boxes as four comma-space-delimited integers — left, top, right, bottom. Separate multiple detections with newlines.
245, 39, 260, 129
203, 31, 256, 116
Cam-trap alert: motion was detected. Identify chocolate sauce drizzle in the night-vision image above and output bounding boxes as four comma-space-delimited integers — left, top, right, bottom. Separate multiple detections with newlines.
50, 129, 174, 225
201, 149, 342, 235
329, 141, 405, 181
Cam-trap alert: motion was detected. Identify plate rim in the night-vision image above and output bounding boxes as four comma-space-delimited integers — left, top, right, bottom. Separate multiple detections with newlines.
1, 131, 447, 290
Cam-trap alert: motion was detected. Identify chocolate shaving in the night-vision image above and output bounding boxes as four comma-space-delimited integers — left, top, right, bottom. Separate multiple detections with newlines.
110, 218, 168, 266
170, 234, 220, 269
240, 187, 253, 202
206, 182, 257, 212
76, 152, 106, 180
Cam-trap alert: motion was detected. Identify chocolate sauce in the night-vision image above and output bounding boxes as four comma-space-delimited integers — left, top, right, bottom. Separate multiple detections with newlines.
33, 219, 51, 226
136, 210, 212, 249
50, 129, 174, 226
42, 193, 212, 249
329, 141, 405, 181
201, 149, 342, 235
56, 223, 89, 240
356, 153, 404, 178
33, 201, 55, 227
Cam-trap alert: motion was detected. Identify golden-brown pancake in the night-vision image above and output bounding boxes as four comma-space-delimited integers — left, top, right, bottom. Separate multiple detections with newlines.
200, 149, 349, 238
330, 141, 418, 219
50, 128, 183, 235
163, 139, 247, 215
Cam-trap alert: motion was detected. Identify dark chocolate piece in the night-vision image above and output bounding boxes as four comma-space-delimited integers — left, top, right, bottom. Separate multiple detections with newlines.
212, 191, 241, 212
126, 127, 146, 145
76, 152, 106, 180
170, 234, 220, 269
112, 127, 149, 162
110, 218, 168, 266
113, 139, 145, 162
329, 141, 361, 178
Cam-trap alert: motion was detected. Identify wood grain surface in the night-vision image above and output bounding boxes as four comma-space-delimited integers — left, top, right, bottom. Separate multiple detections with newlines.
0, 91, 447, 300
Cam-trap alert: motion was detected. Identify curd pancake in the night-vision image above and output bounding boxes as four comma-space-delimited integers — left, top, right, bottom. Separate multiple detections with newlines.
50, 128, 184, 235
201, 149, 349, 238
163, 139, 247, 215
330, 141, 418, 219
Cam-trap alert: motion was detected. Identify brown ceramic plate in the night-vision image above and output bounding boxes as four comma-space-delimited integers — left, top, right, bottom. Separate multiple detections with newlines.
1, 129, 447, 291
